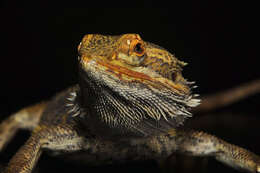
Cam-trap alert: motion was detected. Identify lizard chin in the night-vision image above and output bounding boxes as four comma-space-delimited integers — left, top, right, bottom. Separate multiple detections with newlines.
77, 60, 200, 137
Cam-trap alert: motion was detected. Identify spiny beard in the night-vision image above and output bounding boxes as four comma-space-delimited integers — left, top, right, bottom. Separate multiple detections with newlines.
79, 65, 200, 137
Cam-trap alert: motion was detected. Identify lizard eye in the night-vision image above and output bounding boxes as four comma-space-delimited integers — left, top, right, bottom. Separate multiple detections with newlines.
133, 42, 145, 56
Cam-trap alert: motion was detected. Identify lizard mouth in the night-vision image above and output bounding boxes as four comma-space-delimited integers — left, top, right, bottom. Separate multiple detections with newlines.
81, 55, 191, 96
79, 55, 200, 137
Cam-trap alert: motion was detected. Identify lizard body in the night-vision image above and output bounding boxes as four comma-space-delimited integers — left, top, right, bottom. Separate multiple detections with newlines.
0, 34, 260, 173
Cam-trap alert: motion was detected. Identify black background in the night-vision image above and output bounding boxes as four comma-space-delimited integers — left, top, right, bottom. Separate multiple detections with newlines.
0, 4, 259, 173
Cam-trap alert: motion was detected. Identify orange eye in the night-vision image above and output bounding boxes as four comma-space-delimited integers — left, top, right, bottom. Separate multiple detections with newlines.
133, 42, 145, 56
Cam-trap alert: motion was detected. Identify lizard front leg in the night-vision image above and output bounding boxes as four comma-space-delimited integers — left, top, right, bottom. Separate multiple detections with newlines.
4, 124, 84, 173
0, 102, 46, 151
169, 130, 260, 172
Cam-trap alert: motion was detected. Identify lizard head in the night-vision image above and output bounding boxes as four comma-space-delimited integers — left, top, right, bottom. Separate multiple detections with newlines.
77, 34, 200, 137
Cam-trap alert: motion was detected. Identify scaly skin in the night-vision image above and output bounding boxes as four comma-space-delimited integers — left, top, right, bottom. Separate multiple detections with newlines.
0, 34, 260, 173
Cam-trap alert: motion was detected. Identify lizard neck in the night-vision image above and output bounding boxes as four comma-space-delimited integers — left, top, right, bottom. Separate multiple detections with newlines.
76, 74, 136, 138
75, 66, 199, 139
76, 67, 173, 138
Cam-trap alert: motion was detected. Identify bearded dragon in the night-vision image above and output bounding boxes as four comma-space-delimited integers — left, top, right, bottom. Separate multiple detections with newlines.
0, 34, 260, 173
